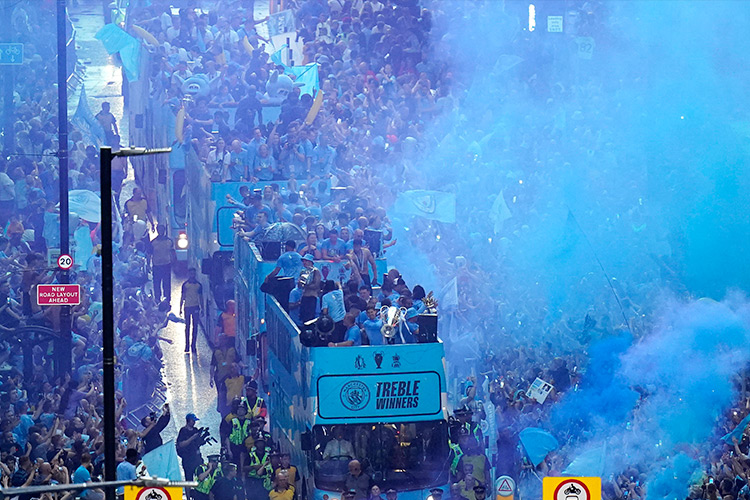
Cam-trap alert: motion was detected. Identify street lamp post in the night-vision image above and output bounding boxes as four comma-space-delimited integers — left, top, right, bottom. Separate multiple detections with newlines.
56, 0, 72, 377
100, 146, 170, 500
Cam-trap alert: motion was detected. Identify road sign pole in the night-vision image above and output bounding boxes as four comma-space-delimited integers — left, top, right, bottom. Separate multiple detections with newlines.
101, 145, 170, 500
56, 0, 72, 377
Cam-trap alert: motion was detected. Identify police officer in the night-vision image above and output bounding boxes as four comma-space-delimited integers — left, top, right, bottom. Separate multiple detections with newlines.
224, 403, 252, 472
243, 380, 267, 419
246, 434, 273, 499
455, 406, 483, 444
193, 455, 222, 500
148, 225, 175, 305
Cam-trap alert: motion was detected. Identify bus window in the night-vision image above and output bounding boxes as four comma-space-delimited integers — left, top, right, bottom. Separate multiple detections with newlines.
312, 420, 448, 491
172, 169, 186, 219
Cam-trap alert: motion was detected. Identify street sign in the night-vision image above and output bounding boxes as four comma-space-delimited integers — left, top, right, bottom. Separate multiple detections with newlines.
57, 254, 74, 270
543, 477, 601, 500
496, 475, 516, 498
37, 284, 81, 306
547, 16, 564, 33
125, 486, 183, 500
0, 43, 24, 65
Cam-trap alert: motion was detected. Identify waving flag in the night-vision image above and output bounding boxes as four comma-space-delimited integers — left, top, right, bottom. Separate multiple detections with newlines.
141, 440, 182, 480
394, 190, 456, 224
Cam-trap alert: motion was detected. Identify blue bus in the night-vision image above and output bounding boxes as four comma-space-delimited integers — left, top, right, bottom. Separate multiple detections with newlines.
235, 237, 451, 500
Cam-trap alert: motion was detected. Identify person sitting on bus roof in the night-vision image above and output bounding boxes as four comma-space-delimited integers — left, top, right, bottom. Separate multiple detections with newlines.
329, 313, 361, 347
322, 426, 355, 461
345, 460, 371, 500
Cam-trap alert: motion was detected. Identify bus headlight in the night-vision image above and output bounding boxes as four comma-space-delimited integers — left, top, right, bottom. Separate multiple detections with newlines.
177, 233, 189, 250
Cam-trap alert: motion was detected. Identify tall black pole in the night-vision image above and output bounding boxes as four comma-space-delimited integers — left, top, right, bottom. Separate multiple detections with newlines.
57, 0, 72, 376
100, 146, 116, 500
3, 2, 15, 157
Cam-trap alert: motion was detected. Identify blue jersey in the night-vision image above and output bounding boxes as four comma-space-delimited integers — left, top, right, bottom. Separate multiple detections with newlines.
345, 325, 362, 346
363, 319, 384, 345
276, 251, 303, 278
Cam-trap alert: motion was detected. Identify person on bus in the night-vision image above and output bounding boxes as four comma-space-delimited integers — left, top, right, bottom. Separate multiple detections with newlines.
321, 280, 346, 341
148, 225, 175, 305
265, 240, 303, 282
299, 232, 322, 260
362, 306, 384, 345
345, 460, 371, 500
180, 268, 204, 353
323, 426, 355, 460
368, 485, 386, 500
349, 238, 377, 287
329, 313, 361, 347
243, 379, 267, 419
299, 254, 322, 323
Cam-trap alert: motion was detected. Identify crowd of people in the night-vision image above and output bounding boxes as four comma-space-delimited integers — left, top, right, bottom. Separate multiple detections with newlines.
0, 0, 746, 498
0, 0, 181, 493
122, 0, 737, 499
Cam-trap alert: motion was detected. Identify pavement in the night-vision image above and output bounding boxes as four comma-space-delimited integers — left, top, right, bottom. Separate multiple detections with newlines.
68, 0, 221, 465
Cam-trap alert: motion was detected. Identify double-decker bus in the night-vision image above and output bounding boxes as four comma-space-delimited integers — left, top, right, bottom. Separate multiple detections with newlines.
235, 237, 450, 500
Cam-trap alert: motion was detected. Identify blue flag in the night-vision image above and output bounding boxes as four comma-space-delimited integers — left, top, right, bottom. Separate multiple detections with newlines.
519, 427, 559, 467
95, 24, 141, 81
394, 190, 456, 224
141, 440, 182, 480
271, 45, 319, 96
723, 414, 750, 444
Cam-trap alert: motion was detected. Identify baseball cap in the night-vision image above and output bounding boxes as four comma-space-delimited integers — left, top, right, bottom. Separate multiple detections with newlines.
302, 254, 315, 262
186, 413, 200, 421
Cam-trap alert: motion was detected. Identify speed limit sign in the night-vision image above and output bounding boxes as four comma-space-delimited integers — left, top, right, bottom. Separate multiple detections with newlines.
57, 254, 74, 270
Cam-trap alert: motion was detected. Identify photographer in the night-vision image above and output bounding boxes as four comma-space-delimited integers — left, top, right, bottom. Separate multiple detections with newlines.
141, 403, 171, 454
177, 414, 204, 486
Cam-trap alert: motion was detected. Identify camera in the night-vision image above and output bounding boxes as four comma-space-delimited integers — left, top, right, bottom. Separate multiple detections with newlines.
196, 427, 218, 446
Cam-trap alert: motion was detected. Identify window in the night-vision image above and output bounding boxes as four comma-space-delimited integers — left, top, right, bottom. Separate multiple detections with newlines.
312, 420, 448, 491
172, 169, 186, 220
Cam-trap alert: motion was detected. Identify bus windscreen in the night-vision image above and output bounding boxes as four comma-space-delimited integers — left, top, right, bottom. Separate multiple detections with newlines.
312, 420, 449, 491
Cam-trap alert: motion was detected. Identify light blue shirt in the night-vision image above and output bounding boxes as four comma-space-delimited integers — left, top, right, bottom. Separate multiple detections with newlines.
363, 319, 384, 345
321, 289, 346, 322
276, 251, 302, 278
345, 325, 362, 346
